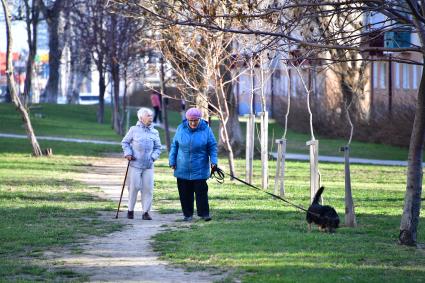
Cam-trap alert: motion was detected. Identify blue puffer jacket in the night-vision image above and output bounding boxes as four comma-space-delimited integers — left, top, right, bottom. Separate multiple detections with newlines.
122, 121, 162, 169
169, 119, 218, 180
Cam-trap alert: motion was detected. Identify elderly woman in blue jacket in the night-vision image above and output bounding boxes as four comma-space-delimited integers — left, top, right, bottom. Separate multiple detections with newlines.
122, 107, 162, 220
169, 107, 218, 221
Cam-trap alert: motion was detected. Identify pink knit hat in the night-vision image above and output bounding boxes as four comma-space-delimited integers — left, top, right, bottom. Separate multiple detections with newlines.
185, 107, 202, 120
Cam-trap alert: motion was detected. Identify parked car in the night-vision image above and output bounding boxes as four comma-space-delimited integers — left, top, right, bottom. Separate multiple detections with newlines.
78, 93, 112, 105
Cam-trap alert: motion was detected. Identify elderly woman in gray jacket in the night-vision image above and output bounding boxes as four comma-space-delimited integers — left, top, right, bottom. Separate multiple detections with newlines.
121, 107, 162, 220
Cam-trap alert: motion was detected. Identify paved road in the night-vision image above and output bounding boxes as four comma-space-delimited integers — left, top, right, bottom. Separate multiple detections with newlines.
1, 132, 412, 166
269, 152, 411, 167
0, 133, 121, 145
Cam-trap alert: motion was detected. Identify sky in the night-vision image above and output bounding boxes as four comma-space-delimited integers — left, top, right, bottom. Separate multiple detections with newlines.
0, 14, 48, 53
0, 21, 30, 52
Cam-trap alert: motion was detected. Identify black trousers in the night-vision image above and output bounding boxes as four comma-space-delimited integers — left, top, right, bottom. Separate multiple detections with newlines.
177, 178, 209, 217
153, 106, 162, 123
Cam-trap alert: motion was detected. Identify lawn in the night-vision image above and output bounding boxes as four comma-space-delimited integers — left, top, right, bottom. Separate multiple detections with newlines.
0, 103, 410, 160
0, 154, 122, 281
0, 104, 122, 281
0, 103, 423, 282
152, 159, 425, 282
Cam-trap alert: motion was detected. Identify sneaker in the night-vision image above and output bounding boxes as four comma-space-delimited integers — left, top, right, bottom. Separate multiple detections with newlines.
127, 211, 134, 219
183, 216, 193, 221
142, 212, 152, 220
202, 215, 212, 222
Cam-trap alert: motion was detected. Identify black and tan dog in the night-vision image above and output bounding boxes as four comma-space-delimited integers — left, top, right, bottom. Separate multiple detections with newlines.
306, 186, 340, 232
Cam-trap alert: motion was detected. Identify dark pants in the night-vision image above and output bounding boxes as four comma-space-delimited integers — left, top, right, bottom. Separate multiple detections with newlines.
153, 106, 162, 123
177, 178, 209, 217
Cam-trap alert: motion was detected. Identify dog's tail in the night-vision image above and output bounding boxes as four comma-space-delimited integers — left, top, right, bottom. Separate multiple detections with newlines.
312, 186, 325, 204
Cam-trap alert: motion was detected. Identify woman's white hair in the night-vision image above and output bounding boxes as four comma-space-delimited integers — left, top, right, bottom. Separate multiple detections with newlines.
137, 107, 153, 120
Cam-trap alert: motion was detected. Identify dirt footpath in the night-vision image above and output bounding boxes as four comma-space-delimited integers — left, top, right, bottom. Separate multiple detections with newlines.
52, 156, 226, 283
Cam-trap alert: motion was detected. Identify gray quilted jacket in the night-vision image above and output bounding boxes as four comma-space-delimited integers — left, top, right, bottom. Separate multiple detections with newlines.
121, 121, 162, 169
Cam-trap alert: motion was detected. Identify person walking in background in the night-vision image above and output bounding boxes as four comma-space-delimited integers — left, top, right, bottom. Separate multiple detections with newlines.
150, 91, 162, 124
122, 107, 162, 220
169, 107, 218, 222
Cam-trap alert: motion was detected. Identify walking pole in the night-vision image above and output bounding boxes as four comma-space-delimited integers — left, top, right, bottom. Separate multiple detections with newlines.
115, 160, 131, 219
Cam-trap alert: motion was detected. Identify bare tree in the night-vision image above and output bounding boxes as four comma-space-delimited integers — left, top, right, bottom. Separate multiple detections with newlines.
73, 0, 146, 130
61, 1, 92, 105
110, 0, 244, 175
158, 22, 243, 176
22, 0, 41, 106
106, 8, 146, 135
119, 0, 425, 246
38, 0, 66, 103
73, 0, 109, 123
1, 0, 42, 156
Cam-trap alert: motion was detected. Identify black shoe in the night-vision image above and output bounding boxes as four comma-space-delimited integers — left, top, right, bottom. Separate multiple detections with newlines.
127, 211, 134, 219
183, 216, 193, 221
142, 212, 152, 220
202, 215, 212, 221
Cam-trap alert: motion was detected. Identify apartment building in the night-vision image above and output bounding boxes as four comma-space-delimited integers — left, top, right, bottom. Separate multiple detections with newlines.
366, 12, 422, 114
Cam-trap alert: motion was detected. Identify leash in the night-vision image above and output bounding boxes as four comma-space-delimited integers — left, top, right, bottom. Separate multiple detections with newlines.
210, 166, 310, 213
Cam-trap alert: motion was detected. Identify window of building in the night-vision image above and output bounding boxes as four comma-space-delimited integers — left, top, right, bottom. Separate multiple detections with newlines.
373, 62, 378, 88
290, 71, 297, 97
395, 63, 400, 89
282, 74, 288, 96
403, 64, 410, 89
379, 62, 386, 89
413, 64, 418, 89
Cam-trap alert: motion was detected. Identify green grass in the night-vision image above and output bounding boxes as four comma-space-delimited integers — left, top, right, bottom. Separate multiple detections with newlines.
0, 103, 421, 282
0, 154, 122, 281
236, 117, 410, 161
0, 104, 124, 280
0, 103, 409, 160
152, 158, 425, 282
0, 103, 121, 141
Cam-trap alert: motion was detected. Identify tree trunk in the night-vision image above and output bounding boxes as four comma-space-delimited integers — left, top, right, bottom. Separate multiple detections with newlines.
97, 69, 106, 124
111, 62, 121, 134
218, 66, 243, 156
2, 0, 42, 156
222, 103, 243, 155
23, 0, 39, 106
160, 56, 171, 152
40, 0, 65, 103
44, 15, 62, 102
217, 63, 240, 177
399, 59, 425, 246
120, 70, 128, 136
66, 57, 76, 103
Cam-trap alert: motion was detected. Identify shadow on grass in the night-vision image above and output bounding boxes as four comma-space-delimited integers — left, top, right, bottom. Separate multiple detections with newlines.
153, 208, 425, 282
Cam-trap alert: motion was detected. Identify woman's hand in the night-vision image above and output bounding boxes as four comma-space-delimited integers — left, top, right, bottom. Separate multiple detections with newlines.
125, 155, 135, 161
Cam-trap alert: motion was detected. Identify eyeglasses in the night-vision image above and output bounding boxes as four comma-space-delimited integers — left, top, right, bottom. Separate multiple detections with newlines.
188, 119, 200, 123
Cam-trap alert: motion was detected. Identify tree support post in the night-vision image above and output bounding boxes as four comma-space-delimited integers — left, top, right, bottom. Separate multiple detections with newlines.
260, 111, 269, 189
245, 114, 255, 183
274, 138, 286, 196
307, 139, 320, 203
